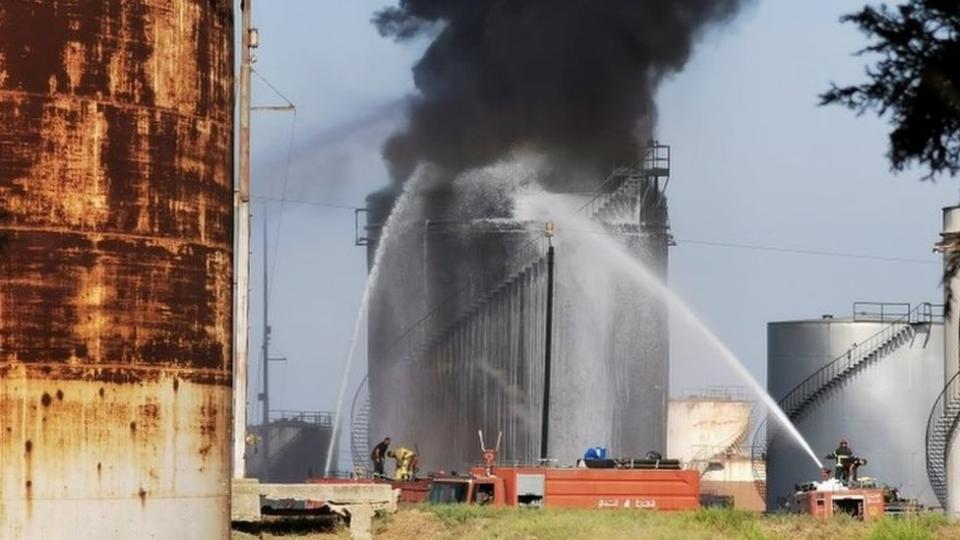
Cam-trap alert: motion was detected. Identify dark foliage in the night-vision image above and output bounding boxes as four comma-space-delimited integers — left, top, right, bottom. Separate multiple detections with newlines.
820, 1, 960, 179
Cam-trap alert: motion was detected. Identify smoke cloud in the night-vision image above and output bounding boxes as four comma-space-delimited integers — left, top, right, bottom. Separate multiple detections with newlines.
375, 0, 746, 187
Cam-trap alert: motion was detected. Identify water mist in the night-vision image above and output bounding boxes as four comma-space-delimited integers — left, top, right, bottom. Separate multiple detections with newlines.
515, 190, 824, 471
323, 174, 424, 476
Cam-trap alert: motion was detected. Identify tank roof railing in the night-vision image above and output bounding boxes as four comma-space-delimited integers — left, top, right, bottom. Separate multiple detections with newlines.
268, 410, 334, 428
853, 302, 944, 323
676, 386, 752, 403
690, 443, 751, 460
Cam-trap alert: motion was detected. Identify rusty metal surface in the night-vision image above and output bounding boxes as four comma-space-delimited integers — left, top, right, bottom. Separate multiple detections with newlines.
1, 372, 232, 538
0, 1, 234, 537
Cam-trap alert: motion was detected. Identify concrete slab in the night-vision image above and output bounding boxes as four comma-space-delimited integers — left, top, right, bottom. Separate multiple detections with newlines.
231, 479, 399, 540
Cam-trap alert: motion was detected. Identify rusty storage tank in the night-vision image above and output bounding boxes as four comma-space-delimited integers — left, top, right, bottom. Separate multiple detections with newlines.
0, 2, 234, 538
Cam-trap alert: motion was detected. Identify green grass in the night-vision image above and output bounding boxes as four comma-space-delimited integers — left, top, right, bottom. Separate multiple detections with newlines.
230, 507, 960, 539
411, 506, 959, 540
866, 513, 950, 540
423, 506, 771, 539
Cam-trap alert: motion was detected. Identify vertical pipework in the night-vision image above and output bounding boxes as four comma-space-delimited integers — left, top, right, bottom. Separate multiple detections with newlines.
943, 206, 960, 378
233, 0, 253, 480
942, 205, 960, 514
540, 230, 556, 462
261, 216, 270, 480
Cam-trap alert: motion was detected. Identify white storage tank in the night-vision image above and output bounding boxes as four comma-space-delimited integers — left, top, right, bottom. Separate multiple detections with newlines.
765, 304, 943, 510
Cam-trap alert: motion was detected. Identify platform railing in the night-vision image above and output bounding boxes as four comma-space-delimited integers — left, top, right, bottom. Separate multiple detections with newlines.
925, 370, 960, 509
752, 302, 934, 501
578, 143, 670, 222
779, 303, 928, 421
268, 410, 334, 427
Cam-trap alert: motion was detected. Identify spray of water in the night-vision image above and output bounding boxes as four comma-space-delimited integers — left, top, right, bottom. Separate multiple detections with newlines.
323, 175, 423, 476
518, 191, 824, 471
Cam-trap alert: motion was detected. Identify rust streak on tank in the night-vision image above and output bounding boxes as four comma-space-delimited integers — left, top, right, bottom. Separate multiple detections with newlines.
0, 1, 234, 537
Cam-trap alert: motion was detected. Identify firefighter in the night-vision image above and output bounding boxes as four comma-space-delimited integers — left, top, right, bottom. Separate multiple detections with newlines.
370, 437, 391, 478
824, 439, 854, 482
850, 456, 868, 483
388, 447, 418, 481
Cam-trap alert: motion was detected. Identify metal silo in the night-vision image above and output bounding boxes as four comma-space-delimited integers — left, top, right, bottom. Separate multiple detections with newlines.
765, 305, 943, 510
359, 144, 671, 472
0, 2, 234, 538
364, 183, 544, 471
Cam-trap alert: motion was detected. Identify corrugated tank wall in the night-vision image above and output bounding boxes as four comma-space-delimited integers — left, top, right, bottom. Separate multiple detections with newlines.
0, 2, 234, 538
366, 185, 546, 471
364, 171, 670, 471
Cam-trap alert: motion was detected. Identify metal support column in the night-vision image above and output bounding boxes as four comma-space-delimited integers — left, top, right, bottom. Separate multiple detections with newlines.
260, 216, 271, 481
233, 0, 253, 480
540, 223, 556, 462
941, 205, 960, 514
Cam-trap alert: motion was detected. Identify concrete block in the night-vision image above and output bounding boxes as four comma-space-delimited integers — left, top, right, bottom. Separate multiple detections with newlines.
231, 478, 263, 523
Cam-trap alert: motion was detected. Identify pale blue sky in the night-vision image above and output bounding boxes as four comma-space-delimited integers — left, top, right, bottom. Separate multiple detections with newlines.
242, 1, 958, 457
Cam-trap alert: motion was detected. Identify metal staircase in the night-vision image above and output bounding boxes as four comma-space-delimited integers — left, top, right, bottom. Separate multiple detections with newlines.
350, 375, 371, 475
751, 303, 934, 500
350, 143, 672, 466
926, 370, 960, 508
580, 143, 670, 226
780, 320, 921, 423
689, 430, 751, 477
749, 419, 769, 501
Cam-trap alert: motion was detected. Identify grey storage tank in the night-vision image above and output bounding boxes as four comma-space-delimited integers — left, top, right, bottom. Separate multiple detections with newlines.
765, 303, 943, 510
359, 144, 672, 471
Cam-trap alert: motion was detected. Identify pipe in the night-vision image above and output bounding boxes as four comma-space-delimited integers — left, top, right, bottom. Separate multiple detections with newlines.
540, 242, 555, 462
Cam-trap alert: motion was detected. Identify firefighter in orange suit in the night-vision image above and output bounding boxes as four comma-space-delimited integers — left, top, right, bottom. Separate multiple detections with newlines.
388, 447, 418, 480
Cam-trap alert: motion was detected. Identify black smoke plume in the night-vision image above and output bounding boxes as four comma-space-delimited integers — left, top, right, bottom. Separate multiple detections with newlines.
375, 0, 746, 187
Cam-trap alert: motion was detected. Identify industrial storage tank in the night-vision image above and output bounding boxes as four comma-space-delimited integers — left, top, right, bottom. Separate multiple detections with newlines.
363, 183, 547, 471
668, 390, 763, 511
360, 145, 671, 472
0, 2, 234, 538
246, 412, 336, 482
765, 304, 943, 510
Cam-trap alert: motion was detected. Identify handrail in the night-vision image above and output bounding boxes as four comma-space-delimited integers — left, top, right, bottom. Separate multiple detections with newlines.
577, 142, 670, 218
379, 236, 548, 362
268, 410, 334, 427
350, 374, 371, 471
778, 303, 927, 419
925, 369, 960, 509
852, 301, 944, 323
749, 420, 768, 501
416, 255, 546, 362
751, 304, 932, 500
853, 302, 911, 322
378, 144, 670, 364
576, 166, 634, 213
